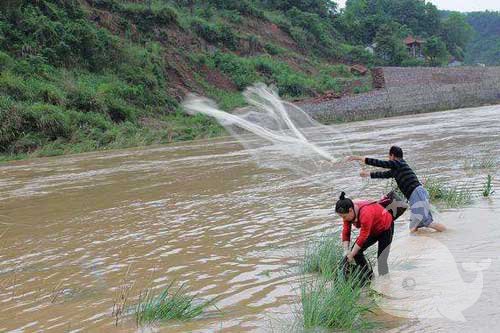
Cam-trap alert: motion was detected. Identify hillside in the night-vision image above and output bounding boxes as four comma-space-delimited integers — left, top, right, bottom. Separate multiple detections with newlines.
465, 11, 500, 65
0, 0, 476, 161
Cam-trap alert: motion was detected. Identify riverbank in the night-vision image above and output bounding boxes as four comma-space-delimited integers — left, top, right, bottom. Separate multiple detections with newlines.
300, 66, 500, 123
2, 66, 499, 163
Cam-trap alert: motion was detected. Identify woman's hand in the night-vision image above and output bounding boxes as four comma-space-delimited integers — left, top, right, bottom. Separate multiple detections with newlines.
346, 253, 355, 263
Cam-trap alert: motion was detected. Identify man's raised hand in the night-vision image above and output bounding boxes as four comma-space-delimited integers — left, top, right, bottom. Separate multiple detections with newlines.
346, 155, 365, 162
360, 170, 370, 178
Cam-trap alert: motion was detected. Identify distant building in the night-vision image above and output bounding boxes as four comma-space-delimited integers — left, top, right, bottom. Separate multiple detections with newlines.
404, 36, 425, 58
448, 59, 463, 67
365, 42, 377, 55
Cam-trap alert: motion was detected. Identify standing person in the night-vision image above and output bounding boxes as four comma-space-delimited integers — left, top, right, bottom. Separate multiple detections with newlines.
336, 192, 394, 281
347, 146, 446, 233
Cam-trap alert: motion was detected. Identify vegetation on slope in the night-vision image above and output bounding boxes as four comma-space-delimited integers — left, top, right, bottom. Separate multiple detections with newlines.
0, 1, 479, 161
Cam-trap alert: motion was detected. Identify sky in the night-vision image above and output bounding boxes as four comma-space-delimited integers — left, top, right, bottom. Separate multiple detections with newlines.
336, 0, 500, 12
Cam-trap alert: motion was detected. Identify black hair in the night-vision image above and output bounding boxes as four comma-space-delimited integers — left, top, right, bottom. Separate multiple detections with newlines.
335, 191, 354, 214
389, 146, 403, 159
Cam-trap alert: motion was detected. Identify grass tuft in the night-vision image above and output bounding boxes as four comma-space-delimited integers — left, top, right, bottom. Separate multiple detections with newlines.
135, 282, 216, 326
423, 177, 474, 208
302, 234, 344, 280
299, 233, 375, 330
482, 175, 495, 197
301, 275, 373, 330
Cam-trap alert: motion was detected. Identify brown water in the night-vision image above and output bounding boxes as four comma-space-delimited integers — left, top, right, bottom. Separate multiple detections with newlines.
1, 105, 499, 332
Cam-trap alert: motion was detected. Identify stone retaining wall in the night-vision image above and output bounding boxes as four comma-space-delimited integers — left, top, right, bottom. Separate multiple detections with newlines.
300, 66, 500, 123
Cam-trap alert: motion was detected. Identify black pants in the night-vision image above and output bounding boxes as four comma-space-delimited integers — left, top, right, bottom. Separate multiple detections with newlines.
353, 221, 394, 279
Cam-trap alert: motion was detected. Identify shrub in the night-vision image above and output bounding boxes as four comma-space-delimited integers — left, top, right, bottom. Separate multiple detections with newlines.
0, 96, 23, 149
340, 44, 374, 65
67, 85, 105, 113
119, 2, 179, 26
0, 71, 30, 100
10, 132, 46, 153
22, 103, 72, 139
0, 51, 14, 71
104, 97, 137, 123
28, 78, 66, 105
190, 18, 238, 50
264, 43, 283, 55
211, 52, 258, 89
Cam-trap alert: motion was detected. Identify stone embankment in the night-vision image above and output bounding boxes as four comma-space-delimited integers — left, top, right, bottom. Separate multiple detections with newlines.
300, 66, 500, 123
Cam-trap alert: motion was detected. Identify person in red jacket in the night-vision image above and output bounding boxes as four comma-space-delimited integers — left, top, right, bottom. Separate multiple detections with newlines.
335, 191, 394, 280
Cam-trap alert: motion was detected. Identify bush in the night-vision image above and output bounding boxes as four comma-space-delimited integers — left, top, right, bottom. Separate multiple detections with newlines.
1, 2, 123, 70
0, 71, 29, 100
190, 18, 238, 50
10, 132, 45, 153
0, 51, 14, 71
22, 103, 72, 139
340, 44, 374, 65
211, 52, 258, 89
0, 96, 23, 149
104, 98, 137, 123
28, 78, 66, 105
264, 43, 283, 55
67, 84, 105, 113
119, 2, 179, 26
400, 58, 427, 67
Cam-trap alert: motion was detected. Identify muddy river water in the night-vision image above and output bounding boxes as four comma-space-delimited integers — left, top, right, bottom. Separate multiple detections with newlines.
1, 105, 499, 332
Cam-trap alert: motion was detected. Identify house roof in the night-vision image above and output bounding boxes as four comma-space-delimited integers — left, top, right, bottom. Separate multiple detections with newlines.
404, 36, 425, 45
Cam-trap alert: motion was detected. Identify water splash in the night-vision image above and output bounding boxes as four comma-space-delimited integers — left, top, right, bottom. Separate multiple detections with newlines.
182, 83, 350, 186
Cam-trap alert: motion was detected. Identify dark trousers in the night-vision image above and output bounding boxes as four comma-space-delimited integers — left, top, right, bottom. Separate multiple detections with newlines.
353, 221, 394, 279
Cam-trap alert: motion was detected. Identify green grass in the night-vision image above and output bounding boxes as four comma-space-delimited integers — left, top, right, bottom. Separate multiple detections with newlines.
301, 276, 374, 330
299, 233, 375, 330
482, 175, 495, 197
464, 157, 497, 171
423, 177, 474, 208
135, 282, 217, 326
302, 234, 344, 280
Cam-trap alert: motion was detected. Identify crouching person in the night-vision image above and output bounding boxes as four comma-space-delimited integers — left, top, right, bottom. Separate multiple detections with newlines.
335, 192, 394, 281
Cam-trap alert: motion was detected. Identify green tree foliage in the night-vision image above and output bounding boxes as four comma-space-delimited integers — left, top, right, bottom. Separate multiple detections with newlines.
465, 11, 500, 65
262, 0, 337, 17
338, 0, 474, 66
424, 36, 449, 66
440, 12, 473, 60
374, 24, 408, 65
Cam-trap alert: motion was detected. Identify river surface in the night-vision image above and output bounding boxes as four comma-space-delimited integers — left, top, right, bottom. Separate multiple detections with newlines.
1, 105, 499, 332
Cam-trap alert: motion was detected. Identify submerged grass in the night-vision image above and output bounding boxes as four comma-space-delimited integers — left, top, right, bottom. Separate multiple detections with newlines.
302, 234, 344, 280
299, 233, 375, 330
135, 282, 217, 326
463, 157, 497, 171
301, 274, 374, 330
482, 175, 495, 197
423, 177, 474, 208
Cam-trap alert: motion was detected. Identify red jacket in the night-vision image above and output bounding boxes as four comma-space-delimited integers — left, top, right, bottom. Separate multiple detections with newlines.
341, 201, 393, 247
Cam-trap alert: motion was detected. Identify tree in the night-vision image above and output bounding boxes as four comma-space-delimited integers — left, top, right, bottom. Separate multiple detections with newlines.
465, 11, 500, 65
264, 0, 337, 17
374, 23, 408, 65
424, 36, 449, 66
440, 12, 473, 60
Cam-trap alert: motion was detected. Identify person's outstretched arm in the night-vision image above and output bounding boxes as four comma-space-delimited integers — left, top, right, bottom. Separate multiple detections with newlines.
370, 170, 394, 179
347, 155, 399, 169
